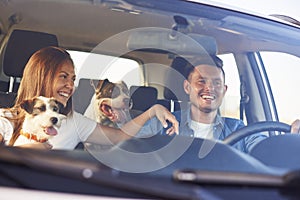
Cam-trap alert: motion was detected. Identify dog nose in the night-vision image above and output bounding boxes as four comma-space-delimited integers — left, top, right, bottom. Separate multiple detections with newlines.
51, 117, 58, 125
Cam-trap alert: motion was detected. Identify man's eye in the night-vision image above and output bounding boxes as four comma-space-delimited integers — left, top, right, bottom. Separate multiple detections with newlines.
214, 81, 222, 86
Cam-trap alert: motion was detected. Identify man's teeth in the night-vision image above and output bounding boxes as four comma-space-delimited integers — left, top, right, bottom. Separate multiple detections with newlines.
59, 92, 69, 97
202, 95, 215, 100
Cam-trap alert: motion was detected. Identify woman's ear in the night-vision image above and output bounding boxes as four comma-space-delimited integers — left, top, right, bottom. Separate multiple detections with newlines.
183, 80, 191, 94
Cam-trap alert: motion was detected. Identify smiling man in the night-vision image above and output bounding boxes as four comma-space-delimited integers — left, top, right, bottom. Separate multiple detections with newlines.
137, 55, 268, 153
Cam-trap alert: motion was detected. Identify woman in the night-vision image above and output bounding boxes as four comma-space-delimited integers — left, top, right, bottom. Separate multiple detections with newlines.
0, 46, 178, 149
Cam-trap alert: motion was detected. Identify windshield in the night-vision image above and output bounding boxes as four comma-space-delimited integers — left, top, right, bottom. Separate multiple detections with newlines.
1, 0, 300, 198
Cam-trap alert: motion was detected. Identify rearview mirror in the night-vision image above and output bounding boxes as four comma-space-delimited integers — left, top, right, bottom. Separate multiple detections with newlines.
127, 28, 217, 56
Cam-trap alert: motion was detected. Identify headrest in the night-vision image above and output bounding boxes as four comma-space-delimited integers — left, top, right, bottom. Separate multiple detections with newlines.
130, 86, 158, 112
163, 57, 189, 101
3, 29, 58, 77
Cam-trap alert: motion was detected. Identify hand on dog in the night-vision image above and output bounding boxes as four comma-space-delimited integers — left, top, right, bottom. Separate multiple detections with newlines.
20, 142, 53, 149
149, 104, 179, 135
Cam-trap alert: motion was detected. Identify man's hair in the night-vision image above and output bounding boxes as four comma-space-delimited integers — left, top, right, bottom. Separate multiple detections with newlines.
183, 55, 225, 82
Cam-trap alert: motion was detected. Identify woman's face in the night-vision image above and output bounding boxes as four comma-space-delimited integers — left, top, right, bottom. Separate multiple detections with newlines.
52, 60, 76, 106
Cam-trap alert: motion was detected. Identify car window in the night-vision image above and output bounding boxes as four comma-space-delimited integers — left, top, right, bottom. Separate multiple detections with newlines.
219, 54, 241, 120
68, 50, 141, 88
262, 52, 300, 124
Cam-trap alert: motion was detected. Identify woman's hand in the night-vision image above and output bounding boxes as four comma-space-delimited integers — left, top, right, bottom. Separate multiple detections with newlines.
19, 142, 53, 149
149, 104, 179, 135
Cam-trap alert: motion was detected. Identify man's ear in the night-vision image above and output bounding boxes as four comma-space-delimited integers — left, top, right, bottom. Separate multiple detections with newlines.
224, 84, 228, 93
183, 80, 191, 94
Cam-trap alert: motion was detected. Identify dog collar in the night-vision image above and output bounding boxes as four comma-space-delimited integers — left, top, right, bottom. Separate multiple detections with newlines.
20, 131, 48, 143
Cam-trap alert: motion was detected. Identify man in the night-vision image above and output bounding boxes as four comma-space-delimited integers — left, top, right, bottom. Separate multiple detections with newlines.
138, 55, 298, 153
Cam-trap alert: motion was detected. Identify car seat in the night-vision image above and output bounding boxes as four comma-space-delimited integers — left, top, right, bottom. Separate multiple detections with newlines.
130, 85, 158, 112
0, 29, 58, 108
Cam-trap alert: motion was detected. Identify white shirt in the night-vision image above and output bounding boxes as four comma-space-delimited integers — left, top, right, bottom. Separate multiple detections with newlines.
189, 120, 214, 140
0, 110, 97, 150
0, 110, 14, 145
49, 112, 97, 149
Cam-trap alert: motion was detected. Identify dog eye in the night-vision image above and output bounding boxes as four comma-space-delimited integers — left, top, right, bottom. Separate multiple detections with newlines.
35, 105, 46, 112
53, 106, 59, 112
111, 87, 120, 98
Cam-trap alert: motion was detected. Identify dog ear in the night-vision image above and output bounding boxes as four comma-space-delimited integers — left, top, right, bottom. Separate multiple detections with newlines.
20, 99, 35, 114
95, 79, 110, 94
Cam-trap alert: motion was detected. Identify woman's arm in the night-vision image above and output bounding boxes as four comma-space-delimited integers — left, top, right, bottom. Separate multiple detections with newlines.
86, 104, 178, 144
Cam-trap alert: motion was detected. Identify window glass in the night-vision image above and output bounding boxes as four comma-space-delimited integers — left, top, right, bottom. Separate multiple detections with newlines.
68, 50, 141, 88
218, 54, 240, 119
261, 52, 300, 124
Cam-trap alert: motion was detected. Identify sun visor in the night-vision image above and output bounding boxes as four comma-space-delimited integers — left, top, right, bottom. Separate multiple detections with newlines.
127, 28, 217, 55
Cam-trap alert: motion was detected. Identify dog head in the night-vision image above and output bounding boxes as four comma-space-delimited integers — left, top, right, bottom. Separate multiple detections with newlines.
20, 96, 66, 140
94, 79, 132, 126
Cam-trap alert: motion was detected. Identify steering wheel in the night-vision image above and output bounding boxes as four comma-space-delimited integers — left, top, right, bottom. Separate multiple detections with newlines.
223, 121, 291, 146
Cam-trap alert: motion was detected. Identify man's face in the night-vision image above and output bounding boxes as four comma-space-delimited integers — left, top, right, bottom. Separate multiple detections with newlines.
183, 64, 227, 113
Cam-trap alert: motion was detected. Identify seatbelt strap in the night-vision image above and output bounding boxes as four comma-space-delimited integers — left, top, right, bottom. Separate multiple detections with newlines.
239, 76, 249, 121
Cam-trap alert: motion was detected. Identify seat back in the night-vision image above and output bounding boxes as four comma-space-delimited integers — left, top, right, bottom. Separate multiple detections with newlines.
130, 86, 158, 112
73, 78, 99, 114
163, 57, 190, 111
0, 29, 58, 108
3, 29, 59, 92
0, 91, 17, 108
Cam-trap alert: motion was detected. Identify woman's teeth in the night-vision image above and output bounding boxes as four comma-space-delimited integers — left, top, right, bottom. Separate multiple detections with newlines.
59, 92, 69, 98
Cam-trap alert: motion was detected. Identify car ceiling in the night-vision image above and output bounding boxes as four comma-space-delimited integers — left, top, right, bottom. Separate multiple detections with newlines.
0, 0, 299, 57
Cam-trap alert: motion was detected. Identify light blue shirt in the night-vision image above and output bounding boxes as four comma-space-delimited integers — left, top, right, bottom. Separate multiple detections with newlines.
137, 106, 267, 153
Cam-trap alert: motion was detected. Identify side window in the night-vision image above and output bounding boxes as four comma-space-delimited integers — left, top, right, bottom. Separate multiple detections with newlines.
218, 54, 241, 119
68, 50, 141, 88
261, 52, 300, 124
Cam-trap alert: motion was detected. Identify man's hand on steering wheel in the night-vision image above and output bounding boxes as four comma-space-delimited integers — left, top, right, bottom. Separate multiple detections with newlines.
291, 119, 300, 133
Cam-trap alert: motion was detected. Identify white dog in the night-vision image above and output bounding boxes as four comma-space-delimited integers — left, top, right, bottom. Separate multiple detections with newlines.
84, 79, 132, 128
6, 96, 66, 146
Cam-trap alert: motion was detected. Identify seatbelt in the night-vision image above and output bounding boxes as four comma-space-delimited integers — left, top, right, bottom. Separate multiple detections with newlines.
239, 76, 249, 121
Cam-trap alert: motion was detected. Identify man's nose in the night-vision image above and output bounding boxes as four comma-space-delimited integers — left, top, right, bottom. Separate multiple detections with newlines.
204, 80, 214, 89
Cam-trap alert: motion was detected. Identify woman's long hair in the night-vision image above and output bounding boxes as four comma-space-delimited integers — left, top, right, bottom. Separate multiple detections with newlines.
8, 46, 74, 145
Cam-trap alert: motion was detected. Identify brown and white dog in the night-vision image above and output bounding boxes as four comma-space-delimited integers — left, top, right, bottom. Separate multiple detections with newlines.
8, 96, 66, 146
84, 79, 132, 128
